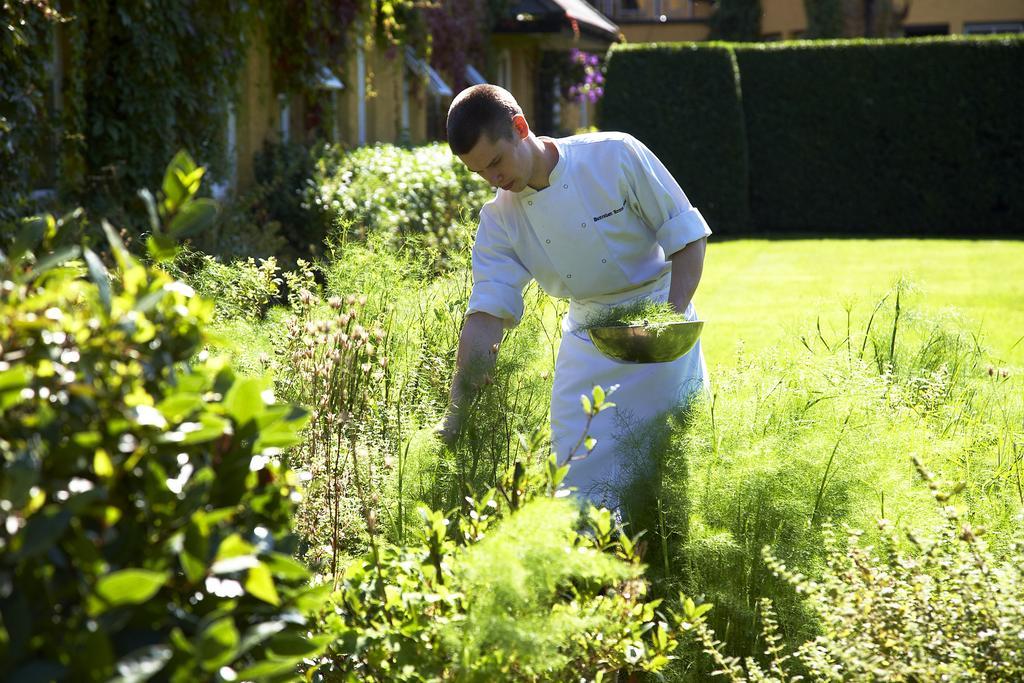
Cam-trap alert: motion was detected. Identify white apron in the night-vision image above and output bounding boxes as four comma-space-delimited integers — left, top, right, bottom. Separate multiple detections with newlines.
549, 274, 708, 509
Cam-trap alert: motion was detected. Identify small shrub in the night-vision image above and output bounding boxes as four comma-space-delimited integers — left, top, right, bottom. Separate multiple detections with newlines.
313, 143, 491, 268
176, 252, 283, 321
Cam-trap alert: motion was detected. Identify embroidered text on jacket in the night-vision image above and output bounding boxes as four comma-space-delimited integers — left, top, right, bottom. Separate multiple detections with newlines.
594, 198, 628, 223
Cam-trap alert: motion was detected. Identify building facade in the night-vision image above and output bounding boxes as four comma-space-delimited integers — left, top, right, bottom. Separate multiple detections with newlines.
592, 0, 1024, 41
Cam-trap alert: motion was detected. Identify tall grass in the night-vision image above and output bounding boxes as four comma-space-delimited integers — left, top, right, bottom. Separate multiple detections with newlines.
613, 283, 1023, 678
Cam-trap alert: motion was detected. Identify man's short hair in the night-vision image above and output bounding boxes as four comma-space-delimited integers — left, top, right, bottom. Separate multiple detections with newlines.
447, 85, 522, 155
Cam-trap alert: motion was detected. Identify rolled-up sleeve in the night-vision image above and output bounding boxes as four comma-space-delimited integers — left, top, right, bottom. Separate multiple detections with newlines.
624, 135, 712, 258
466, 210, 532, 328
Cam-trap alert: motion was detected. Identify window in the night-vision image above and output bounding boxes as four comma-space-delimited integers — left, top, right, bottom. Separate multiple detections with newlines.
904, 23, 949, 37
964, 22, 1024, 35
405, 47, 453, 141
278, 93, 291, 143
497, 50, 512, 91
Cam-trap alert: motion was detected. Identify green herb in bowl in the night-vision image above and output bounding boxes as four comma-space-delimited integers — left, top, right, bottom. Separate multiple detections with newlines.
580, 300, 684, 332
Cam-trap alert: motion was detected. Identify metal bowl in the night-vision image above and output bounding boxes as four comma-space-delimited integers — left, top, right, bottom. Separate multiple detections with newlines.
587, 320, 704, 364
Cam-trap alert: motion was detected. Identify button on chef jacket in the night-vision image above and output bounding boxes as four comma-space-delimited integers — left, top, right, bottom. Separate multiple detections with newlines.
465, 131, 712, 509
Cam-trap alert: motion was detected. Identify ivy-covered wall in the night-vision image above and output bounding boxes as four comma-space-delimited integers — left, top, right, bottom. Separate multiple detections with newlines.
1, 0, 482, 226
1, 3, 64, 221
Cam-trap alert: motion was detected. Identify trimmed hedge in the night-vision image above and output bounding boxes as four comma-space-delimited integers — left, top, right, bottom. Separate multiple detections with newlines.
737, 37, 1024, 234
601, 36, 1024, 236
602, 43, 750, 234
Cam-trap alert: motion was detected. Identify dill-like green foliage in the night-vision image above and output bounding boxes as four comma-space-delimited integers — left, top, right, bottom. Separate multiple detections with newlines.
579, 299, 684, 330
613, 295, 1024, 679
443, 497, 641, 680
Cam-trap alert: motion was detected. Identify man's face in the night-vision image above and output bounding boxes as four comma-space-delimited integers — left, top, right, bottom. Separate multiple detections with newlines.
458, 126, 530, 193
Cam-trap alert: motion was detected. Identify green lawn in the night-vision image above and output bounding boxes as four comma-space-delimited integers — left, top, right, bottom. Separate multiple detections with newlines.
698, 238, 1024, 370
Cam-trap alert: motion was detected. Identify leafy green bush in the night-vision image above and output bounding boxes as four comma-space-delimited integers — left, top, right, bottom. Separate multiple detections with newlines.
0, 153, 328, 681
313, 143, 491, 266
251, 141, 333, 260
173, 252, 284, 321
189, 193, 290, 262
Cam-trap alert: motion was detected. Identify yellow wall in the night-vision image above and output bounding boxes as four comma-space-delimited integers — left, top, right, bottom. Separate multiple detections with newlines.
492, 36, 542, 123
235, 27, 441, 189
620, 22, 709, 42
605, 0, 711, 21
760, 0, 807, 38
236, 26, 276, 188
758, 0, 1024, 37
904, 0, 1024, 33
615, 0, 1023, 43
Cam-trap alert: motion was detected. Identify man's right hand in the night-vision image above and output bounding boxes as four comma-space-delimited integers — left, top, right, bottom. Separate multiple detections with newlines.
442, 312, 505, 446
436, 411, 461, 447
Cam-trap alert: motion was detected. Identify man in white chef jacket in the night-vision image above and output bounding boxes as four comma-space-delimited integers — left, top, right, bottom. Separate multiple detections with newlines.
441, 84, 710, 509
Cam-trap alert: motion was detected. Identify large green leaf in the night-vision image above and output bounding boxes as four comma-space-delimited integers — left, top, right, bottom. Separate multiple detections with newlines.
245, 563, 280, 606
13, 508, 70, 560
156, 392, 203, 423
8, 215, 50, 261
83, 247, 111, 314
210, 533, 256, 572
197, 617, 240, 672
254, 405, 309, 451
93, 569, 169, 613
24, 246, 80, 284
235, 657, 306, 680
158, 414, 230, 445
0, 364, 31, 394
264, 552, 310, 580
167, 198, 218, 239
267, 632, 331, 658
161, 150, 198, 210
224, 376, 265, 428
